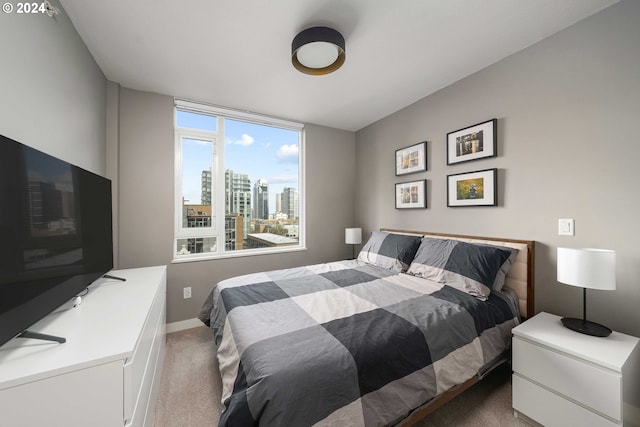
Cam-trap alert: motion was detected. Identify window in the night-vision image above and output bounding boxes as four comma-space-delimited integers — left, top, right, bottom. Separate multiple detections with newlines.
174, 100, 304, 260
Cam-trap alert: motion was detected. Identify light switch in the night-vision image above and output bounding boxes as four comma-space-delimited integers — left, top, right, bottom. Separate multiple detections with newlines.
558, 218, 574, 236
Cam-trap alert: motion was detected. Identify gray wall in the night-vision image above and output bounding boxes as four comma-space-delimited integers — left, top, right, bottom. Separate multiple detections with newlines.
0, 0, 106, 173
355, 0, 640, 337
112, 87, 356, 323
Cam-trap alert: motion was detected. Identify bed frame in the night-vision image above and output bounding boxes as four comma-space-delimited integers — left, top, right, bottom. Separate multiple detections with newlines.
380, 229, 535, 426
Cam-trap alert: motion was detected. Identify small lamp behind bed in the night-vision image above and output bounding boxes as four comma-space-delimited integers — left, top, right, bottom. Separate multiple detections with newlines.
557, 247, 616, 337
345, 228, 362, 259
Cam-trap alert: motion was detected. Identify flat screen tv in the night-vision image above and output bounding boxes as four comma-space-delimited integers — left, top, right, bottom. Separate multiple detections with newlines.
0, 134, 113, 347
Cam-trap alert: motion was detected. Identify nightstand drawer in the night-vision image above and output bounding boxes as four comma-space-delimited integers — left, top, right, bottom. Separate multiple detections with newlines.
513, 374, 618, 427
513, 337, 622, 421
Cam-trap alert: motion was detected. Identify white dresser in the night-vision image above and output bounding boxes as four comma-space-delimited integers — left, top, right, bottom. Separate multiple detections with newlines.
0, 266, 167, 427
512, 312, 640, 427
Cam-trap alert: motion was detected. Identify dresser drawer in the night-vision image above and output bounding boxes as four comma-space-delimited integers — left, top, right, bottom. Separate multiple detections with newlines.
513, 374, 618, 427
124, 277, 166, 425
513, 337, 622, 421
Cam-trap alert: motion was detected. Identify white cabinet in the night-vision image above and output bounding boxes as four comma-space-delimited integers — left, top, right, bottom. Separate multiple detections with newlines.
0, 266, 167, 427
512, 312, 640, 427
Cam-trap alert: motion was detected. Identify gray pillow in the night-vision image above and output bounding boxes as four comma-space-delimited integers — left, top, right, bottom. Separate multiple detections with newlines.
357, 231, 422, 272
481, 244, 519, 292
406, 237, 514, 299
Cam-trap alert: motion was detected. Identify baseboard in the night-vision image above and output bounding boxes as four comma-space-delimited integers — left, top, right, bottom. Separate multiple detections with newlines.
166, 318, 202, 334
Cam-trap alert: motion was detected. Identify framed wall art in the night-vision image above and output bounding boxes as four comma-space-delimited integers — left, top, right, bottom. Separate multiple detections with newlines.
447, 168, 497, 207
446, 119, 496, 165
395, 179, 426, 209
395, 141, 426, 176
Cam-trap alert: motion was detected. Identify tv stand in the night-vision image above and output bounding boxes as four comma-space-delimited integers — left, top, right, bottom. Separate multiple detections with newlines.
17, 330, 66, 344
0, 266, 166, 427
103, 273, 127, 281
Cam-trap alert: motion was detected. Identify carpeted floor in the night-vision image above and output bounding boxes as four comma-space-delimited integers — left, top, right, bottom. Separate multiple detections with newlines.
153, 326, 222, 427
153, 326, 533, 427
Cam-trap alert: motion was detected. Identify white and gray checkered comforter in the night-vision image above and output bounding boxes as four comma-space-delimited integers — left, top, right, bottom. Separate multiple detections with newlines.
199, 259, 519, 426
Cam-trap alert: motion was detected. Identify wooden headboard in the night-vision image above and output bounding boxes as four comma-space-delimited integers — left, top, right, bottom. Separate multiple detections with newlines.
381, 229, 535, 318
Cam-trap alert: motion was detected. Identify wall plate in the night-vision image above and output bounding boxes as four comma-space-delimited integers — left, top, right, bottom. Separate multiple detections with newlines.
558, 218, 574, 236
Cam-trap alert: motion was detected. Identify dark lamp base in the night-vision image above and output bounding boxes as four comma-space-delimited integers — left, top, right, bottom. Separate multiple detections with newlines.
561, 317, 612, 337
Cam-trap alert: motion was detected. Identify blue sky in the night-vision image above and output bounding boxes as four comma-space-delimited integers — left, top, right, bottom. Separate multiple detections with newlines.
177, 111, 299, 213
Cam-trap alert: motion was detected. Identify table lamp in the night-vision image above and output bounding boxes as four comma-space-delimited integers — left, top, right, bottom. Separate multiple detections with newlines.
556, 247, 616, 337
345, 228, 362, 259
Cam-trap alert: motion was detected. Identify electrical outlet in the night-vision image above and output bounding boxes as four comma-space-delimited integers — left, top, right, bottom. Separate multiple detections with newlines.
183, 286, 192, 299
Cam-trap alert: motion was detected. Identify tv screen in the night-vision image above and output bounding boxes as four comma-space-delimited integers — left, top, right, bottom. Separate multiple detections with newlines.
0, 134, 113, 347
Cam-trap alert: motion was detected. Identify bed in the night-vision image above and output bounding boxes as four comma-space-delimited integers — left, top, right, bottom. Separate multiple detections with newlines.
199, 229, 535, 426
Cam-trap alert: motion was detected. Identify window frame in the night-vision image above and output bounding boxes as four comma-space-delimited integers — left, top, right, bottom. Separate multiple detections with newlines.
172, 99, 306, 262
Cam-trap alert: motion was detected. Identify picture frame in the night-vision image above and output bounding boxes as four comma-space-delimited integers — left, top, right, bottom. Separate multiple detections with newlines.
395, 179, 427, 209
446, 119, 497, 165
447, 168, 497, 207
395, 141, 427, 176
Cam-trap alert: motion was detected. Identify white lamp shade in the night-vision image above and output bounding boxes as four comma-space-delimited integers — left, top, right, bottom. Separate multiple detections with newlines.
345, 228, 362, 245
557, 247, 616, 291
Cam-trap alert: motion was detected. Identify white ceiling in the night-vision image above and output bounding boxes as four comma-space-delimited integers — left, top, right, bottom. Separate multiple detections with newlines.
60, 0, 619, 131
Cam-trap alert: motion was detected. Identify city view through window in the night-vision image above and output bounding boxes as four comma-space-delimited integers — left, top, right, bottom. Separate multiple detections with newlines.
175, 105, 302, 258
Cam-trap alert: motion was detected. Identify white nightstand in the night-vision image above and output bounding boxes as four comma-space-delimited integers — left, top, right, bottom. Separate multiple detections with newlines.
512, 312, 640, 427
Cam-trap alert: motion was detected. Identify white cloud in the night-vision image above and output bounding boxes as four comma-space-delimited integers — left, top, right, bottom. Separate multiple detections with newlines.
276, 144, 298, 161
229, 134, 255, 146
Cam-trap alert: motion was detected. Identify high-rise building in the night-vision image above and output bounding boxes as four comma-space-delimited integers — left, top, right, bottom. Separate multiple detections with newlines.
183, 204, 212, 228
225, 169, 251, 240
275, 193, 282, 215
281, 187, 298, 220
201, 169, 212, 205
253, 178, 269, 220
225, 214, 244, 250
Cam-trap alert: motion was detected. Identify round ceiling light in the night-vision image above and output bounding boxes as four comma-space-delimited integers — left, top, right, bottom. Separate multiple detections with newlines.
291, 26, 345, 76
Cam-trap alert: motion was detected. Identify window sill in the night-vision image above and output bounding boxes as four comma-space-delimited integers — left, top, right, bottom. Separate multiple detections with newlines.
171, 245, 307, 263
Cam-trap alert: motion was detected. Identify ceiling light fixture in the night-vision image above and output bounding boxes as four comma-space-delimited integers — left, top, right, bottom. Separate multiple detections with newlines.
291, 26, 345, 76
